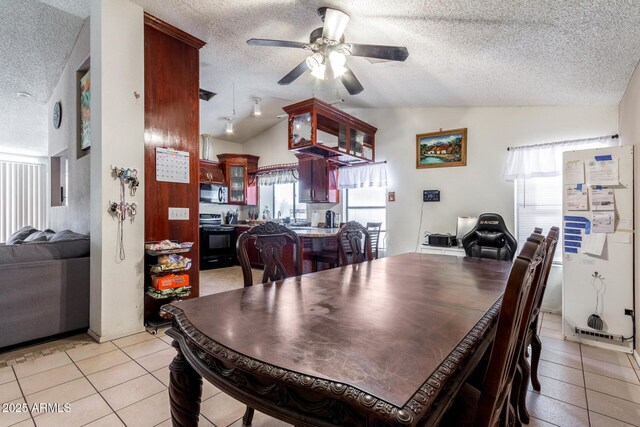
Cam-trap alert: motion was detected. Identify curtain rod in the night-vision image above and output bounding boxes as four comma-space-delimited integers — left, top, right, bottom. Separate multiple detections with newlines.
337, 160, 387, 168
506, 134, 618, 151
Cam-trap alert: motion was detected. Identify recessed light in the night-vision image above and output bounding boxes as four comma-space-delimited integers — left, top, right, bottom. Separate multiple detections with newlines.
16, 91, 32, 98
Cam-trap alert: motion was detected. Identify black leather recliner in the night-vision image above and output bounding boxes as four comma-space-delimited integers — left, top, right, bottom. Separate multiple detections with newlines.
461, 213, 518, 261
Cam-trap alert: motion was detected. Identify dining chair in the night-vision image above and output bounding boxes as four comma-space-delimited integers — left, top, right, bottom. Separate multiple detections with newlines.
516, 226, 560, 423
236, 222, 303, 288
442, 234, 545, 426
235, 222, 303, 424
337, 221, 373, 266
366, 222, 382, 259
461, 213, 518, 261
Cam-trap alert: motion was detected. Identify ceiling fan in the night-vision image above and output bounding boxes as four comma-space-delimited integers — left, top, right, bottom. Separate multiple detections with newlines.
247, 7, 409, 95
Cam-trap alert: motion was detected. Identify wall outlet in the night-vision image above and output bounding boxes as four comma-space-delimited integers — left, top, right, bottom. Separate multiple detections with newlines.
169, 207, 189, 220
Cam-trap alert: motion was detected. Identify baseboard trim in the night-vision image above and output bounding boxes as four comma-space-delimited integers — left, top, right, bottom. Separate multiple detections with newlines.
634, 350, 640, 368
88, 325, 145, 343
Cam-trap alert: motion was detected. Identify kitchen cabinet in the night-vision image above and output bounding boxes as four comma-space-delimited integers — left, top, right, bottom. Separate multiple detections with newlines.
283, 98, 377, 165
296, 154, 339, 203
199, 160, 224, 183
217, 154, 260, 206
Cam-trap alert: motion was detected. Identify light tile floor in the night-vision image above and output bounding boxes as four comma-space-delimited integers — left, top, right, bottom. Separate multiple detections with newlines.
1, 312, 638, 426
1, 311, 639, 425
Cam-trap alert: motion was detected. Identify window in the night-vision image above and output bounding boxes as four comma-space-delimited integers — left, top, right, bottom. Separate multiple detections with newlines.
258, 182, 305, 221
345, 187, 386, 254
510, 136, 619, 264
515, 176, 563, 263
0, 160, 46, 242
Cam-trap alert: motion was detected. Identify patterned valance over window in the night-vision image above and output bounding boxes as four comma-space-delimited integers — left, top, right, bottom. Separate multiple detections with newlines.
256, 164, 298, 186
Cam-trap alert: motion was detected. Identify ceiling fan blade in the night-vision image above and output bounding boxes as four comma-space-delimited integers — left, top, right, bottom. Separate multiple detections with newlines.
278, 60, 309, 85
348, 43, 409, 61
247, 38, 308, 49
340, 66, 364, 95
322, 8, 350, 41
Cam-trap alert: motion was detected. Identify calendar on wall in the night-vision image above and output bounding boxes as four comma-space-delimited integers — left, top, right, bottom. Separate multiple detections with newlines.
156, 147, 190, 184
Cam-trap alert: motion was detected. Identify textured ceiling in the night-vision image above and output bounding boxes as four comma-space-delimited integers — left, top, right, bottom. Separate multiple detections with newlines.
134, 0, 640, 143
2, 1, 640, 154
0, 0, 85, 156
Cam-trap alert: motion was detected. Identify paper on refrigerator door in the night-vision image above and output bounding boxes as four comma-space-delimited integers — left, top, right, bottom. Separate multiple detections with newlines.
585, 156, 618, 185
566, 186, 588, 210
564, 160, 584, 184
583, 233, 606, 256
590, 187, 615, 211
592, 211, 615, 233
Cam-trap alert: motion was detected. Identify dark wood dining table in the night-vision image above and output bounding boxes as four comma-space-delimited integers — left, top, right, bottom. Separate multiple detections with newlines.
163, 253, 513, 426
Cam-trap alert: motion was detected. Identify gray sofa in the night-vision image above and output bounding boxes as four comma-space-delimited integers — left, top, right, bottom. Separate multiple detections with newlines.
0, 227, 90, 349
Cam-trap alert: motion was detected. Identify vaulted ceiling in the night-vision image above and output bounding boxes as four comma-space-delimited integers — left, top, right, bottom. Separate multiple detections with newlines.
0, 0, 86, 156
2, 0, 640, 155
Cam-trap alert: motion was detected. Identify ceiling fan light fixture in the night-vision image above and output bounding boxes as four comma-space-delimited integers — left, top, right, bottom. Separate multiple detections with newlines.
252, 97, 262, 116
225, 118, 234, 134
329, 51, 347, 78
311, 63, 327, 80
305, 52, 324, 71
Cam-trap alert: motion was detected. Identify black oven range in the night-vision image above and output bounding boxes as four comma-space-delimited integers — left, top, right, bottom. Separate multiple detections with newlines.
199, 214, 236, 270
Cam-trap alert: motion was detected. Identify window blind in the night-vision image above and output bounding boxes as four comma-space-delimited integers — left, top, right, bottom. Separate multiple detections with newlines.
515, 176, 563, 263
0, 161, 46, 242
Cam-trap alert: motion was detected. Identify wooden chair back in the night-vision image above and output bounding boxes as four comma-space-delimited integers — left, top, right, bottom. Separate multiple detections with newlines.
337, 221, 373, 266
366, 222, 382, 259
532, 227, 559, 317
475, 236, 546, 426
236, 222, 302, 288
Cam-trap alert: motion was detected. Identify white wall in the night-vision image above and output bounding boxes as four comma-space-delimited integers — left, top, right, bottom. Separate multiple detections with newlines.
200, 134, 244, 160
619, 60, 640, 357
349, 106, 618, 255
48, 19, 90, 234
242, 106, 618, 254
89, 0, 145, 341
243, 121, 297, 165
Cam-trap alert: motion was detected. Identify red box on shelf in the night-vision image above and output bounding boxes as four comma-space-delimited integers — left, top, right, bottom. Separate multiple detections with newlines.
152, 273, 190, 290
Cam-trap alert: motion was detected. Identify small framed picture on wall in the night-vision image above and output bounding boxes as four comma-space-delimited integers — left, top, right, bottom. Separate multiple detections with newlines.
416, 128, 467, 169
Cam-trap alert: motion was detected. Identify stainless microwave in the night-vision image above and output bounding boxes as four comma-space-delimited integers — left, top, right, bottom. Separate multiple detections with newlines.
200, 184, 228, 204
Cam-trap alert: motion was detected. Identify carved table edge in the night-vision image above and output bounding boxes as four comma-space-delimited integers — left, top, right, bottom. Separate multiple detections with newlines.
161, 297, 502, 426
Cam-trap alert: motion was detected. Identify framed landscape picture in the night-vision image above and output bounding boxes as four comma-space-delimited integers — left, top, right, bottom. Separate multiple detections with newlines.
416, 128, 467, 169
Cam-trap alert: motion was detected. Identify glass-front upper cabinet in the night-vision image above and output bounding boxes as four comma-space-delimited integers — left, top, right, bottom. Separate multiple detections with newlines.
291, 113, 312, 147
216, 154, 259, 206
228, 164, 245, 204
284, 98, 376, 165
350, 129, 373, 160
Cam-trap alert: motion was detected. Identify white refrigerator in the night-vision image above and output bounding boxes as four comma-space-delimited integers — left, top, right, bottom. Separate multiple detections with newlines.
562, 145, 634, 352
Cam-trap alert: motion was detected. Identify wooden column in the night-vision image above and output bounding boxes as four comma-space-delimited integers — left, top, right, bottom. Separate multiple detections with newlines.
144, 13, 205, 312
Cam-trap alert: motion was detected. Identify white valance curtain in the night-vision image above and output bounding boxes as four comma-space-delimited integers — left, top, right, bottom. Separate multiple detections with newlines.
337, 162, 387, 189
257, 168, 297, 186
503, 135, 619, 181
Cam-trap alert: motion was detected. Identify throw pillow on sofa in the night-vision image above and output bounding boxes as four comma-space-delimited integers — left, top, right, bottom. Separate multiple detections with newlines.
23, 229, 56, 242
5, 226, 38, 245
49, 230, 89, 242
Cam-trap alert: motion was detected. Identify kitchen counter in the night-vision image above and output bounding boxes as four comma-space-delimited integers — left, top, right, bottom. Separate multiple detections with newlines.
235, 225, 339, 273
288, 227, 340, 237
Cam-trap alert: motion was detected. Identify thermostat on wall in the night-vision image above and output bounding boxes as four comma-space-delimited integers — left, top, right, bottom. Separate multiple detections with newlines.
423, 190, 440, 202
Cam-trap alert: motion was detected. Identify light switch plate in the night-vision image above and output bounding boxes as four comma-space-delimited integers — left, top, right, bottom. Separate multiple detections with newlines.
169, 207, 189, 220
